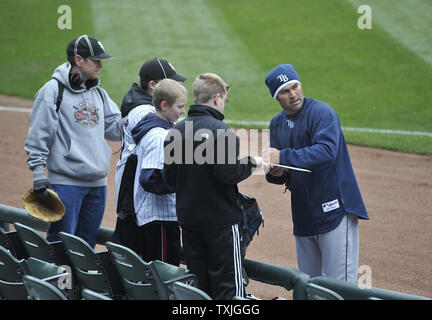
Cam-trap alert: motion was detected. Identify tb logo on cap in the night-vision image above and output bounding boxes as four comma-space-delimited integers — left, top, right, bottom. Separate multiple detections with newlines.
277, 74, 289, 83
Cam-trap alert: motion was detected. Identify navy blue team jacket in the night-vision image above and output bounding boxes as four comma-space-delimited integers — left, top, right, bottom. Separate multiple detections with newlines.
267, 97, 369, 236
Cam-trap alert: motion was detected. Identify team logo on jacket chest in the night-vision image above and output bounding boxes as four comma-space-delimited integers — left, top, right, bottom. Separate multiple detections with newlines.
286, 119, 295, 128
73, 102, 99, 128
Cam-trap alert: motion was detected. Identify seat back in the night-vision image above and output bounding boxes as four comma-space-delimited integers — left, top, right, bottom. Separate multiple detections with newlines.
14, 222, 56, 263
105, 241, 159, 300
1, 227, 27, 259
0, 279, 28, 300
169, 281, 212, 300
25, 257, 66, 280
59, 232, 112, 296
0, 246, 65, 300
153, 260, 194, 282
151, 260, 198, 300
81, 288, 113, 300
0, 244, 27, 282
23, 275, 67, 300
0, 227, 15, 256
0, 245, 28, 299
12, 225, 79, 299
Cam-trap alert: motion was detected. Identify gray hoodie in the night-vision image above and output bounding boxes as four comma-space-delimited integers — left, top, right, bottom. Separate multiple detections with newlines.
24, 62, 123, 187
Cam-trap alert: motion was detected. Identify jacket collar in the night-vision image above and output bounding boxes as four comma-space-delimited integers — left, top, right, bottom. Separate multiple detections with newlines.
131, 112, 172, 144
121, 83, 153, 117
187, 104, 224, 121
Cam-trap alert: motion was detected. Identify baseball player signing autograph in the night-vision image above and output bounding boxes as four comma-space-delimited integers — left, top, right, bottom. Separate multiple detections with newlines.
263, 64, 369, 283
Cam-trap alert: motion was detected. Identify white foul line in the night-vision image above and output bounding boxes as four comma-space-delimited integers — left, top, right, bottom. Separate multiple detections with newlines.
225, 120, 432, 137
0, 106, 31, 113
341, 126, 432, 137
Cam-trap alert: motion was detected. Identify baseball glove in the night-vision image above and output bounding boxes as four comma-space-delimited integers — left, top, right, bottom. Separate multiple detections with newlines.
22, 188, 66, 222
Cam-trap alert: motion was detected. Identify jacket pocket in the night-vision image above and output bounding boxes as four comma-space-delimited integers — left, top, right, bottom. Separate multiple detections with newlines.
49, 137, 112, 181
65, 138, 112, 181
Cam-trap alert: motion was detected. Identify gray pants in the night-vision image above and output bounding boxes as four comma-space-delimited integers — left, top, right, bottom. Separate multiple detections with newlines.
295, 213, 359, 283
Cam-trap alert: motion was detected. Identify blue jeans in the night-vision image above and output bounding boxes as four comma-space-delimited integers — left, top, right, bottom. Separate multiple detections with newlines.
47, 185, 107, 248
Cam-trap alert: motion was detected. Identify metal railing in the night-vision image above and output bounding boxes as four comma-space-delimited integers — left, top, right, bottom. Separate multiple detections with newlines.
0, 203, 113, 244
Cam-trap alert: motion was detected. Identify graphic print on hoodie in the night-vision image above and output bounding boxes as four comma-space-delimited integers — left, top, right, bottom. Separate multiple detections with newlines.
74, 101, 100, 128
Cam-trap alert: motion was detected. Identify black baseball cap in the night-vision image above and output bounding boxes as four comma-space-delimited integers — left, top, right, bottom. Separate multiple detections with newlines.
66, 35, 113, 60
139, 58, 186, 82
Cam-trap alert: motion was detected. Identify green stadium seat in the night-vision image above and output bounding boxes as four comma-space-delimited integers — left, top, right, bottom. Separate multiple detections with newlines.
105, 241, 160, 300
105, 241, 197, 300
58, 232, 124, 299
0, 245, 67, 300
81, 288, 113, 300
14, 223, 81, 299
152, 259, 198, 300
23, 275, 68, 300
169, 281, 212, 300
13, 222, 70, 265
169, 281, 252, 300
0, 226, 27, 259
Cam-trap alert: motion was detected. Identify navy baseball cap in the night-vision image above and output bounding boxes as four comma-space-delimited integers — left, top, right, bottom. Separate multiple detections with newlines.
139, 58, 186, 82
66, 35, 113, 60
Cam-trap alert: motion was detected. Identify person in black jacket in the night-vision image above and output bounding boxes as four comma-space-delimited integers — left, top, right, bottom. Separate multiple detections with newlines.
121, 58, 186, 118
113, 58, 185, 253
164, 73, 264, 299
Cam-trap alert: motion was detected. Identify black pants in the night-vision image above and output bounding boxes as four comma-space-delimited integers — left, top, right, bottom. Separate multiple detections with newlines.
137, 221, 181, 266
112, 217, 181, 266
111, 215, 140, 254
181, 224, 244, 300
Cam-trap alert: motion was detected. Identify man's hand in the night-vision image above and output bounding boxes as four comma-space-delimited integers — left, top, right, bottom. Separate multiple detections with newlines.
33, 178, 50, 193
268, 165, 285, 176
33, 178, 52, 202
262, 147, 281, 165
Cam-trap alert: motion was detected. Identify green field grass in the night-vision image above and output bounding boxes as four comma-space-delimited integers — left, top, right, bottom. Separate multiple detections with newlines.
206, 0, 432, 154
0, 0, 93, 97
0, 0, 431, 154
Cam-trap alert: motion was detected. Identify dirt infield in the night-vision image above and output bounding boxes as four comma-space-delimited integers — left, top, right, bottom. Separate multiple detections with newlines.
0, 95, 431, 299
